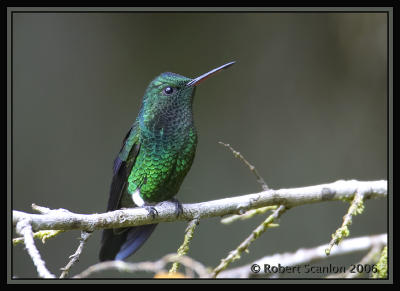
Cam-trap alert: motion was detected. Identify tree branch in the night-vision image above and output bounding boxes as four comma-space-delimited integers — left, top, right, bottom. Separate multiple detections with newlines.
13, 180, 387, 233
74, 253, 209, 279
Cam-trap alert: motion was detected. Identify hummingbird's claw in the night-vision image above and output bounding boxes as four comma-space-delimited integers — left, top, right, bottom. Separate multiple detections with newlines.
144, 205, 158, 219
170, 198, 183, 217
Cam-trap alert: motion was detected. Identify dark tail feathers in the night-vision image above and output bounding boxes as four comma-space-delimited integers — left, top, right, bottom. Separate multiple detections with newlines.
99, 224, 158, 261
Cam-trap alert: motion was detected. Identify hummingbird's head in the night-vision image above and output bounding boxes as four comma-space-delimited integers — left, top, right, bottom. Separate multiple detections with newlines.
144, 72, 195, 108
139, 72, 195, 126
138, 62, 235, 134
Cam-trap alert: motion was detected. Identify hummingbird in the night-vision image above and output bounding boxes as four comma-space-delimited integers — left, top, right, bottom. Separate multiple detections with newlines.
99, 61, 235, 261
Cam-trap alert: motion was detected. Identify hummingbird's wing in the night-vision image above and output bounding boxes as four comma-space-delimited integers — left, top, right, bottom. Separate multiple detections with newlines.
106, 123, 140, 212
100, 122, 158, 261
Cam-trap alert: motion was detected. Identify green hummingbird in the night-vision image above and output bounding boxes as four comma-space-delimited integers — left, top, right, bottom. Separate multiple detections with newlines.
99, 61, 235, 261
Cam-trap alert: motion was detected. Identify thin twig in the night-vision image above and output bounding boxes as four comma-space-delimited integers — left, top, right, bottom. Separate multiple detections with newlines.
372, 246, 388, 278
15, 219, 55, 278
221, 206, 278, 224
219, 142, 269, 190
325, 190, 365, 255
60, 231, 92, 278
32, 203, 52, 214
13, 230, 65, 245
169, 218, 200, 275
212, 205, 287, 278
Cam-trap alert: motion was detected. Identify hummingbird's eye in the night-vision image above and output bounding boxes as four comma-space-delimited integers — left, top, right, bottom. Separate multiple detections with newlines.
163, 86, 175, 95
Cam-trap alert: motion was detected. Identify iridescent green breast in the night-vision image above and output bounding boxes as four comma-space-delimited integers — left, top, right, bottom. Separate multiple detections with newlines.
126, 127, 197, 203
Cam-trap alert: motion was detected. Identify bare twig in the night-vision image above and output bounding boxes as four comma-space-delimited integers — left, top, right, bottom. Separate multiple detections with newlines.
219, 142, 269, 190
60, 231, 92, 278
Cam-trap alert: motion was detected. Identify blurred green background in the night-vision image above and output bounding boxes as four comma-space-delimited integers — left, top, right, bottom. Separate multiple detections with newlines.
12, 12, 387, 278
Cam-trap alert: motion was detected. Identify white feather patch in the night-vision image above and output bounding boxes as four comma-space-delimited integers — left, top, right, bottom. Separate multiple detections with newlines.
131, 189, 145, 207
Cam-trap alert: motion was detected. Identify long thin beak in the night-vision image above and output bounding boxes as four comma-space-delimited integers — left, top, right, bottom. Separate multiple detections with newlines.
186, 61, 236, 87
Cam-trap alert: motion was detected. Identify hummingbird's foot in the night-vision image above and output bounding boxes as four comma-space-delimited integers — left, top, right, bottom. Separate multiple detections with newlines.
143, 205, 158, 219
170, 198, 183, 217
132, 189, 158, 218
